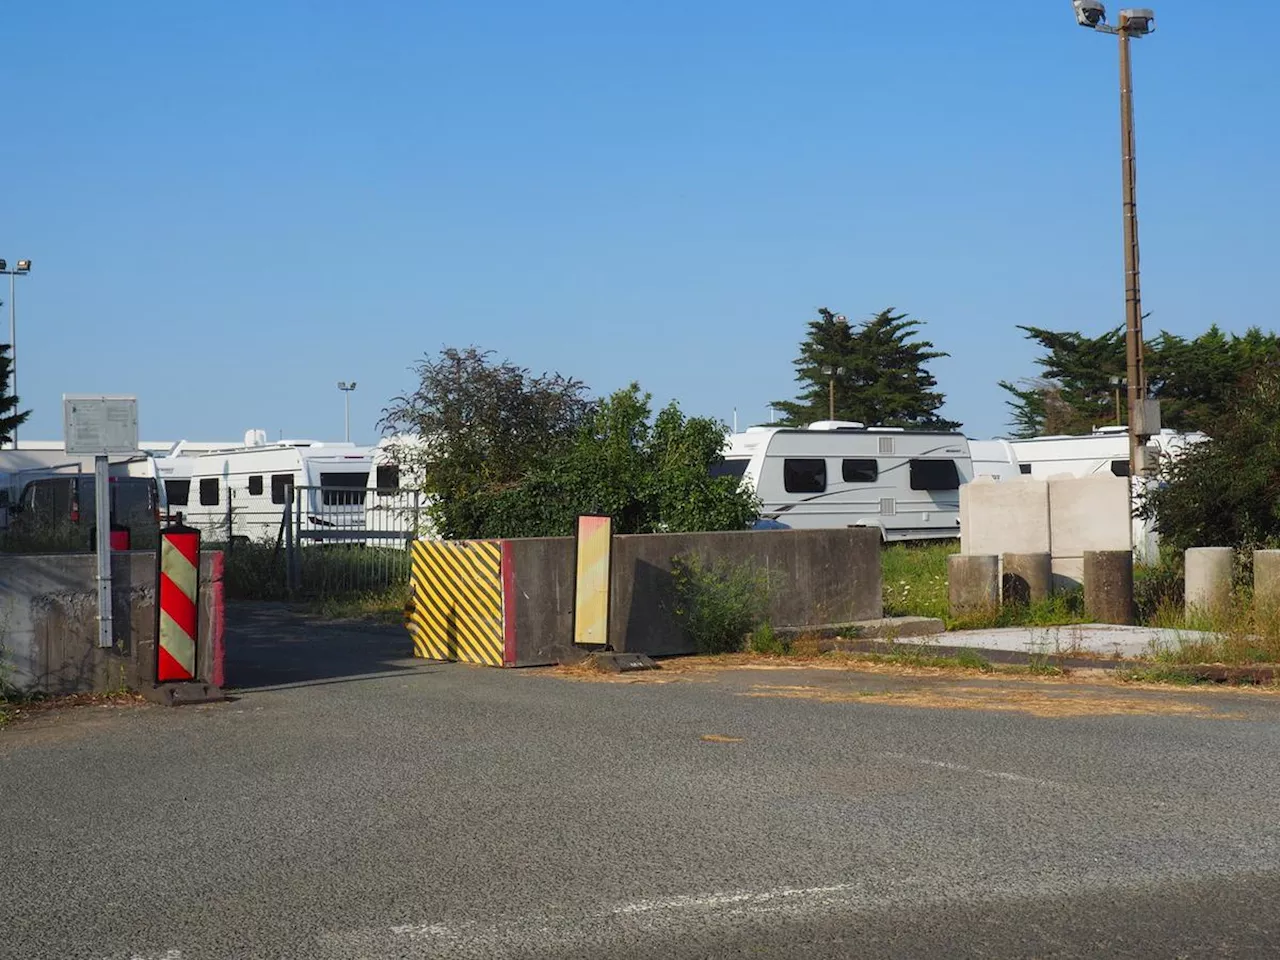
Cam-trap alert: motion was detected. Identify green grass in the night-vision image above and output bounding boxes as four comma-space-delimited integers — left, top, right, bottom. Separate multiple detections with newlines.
1115, 664, 1212, 686
882, 542, 953, 620
308, 585, 409, 624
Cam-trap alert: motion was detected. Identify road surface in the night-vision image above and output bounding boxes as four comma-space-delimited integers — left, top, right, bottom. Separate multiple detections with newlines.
3, 605, 1280, 959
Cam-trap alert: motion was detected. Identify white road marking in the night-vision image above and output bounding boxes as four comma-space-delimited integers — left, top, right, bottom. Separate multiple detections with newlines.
881, 751, 1068, 788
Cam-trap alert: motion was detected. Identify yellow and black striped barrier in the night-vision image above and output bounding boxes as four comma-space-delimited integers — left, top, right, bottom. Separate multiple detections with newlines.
407, 540, 508, 666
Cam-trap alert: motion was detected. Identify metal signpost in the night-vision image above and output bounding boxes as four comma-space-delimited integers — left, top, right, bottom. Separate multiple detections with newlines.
63, 394, 139, 648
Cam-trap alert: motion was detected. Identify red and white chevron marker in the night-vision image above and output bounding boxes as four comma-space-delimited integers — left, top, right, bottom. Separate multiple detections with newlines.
157, 523, 201, 683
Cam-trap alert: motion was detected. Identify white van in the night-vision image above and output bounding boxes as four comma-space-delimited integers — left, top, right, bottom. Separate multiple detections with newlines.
718, 422, 973, 542
0, 449, 168, 549
159, 438, 375, 544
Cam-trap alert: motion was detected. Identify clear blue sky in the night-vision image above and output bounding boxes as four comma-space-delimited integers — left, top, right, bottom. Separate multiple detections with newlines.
5, 1, 1277, 444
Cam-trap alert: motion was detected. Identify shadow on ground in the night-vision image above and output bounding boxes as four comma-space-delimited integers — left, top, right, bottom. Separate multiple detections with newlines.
225, 602, 425, 690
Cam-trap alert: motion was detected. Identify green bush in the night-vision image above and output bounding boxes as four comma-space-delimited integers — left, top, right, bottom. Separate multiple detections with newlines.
672, 554, 772, 655
1139, 366, 1280, 554
747, 622, 788, 656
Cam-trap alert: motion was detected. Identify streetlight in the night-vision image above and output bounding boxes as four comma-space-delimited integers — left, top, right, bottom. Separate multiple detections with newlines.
0, 258, 32, 449
1071, 2, 1157, 477
821, 365, 845, 421
337, 381, 357, 442
1109, 375, 1126, 425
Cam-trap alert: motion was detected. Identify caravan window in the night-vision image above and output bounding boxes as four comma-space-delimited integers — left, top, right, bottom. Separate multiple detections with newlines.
1019, 464, 1032, 475
842, 459, 879, 483
199, 478, 220, 506
709, 460, 748, 480
376, 464, 400, 494
248, 475, 264, 496
909, 459, 961, 491
783, 459, 826, 494
320, 472, 368, 506
271, 474, 294, 504
166, 480, 191, 506
1110, 460, 1130, 478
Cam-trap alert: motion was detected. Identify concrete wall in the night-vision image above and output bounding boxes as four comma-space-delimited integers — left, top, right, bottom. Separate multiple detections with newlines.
504, 527, 882, 666
1, 551, 224, 694
961, 475, 1130, 589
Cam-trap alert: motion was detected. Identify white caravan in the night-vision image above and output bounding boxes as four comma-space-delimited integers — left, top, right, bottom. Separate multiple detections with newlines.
159, 438, 375, 544
1010, 427, 1208, 480
362, 436, 431, 547
968, 439, 1021, 481
719, 421, 973, 542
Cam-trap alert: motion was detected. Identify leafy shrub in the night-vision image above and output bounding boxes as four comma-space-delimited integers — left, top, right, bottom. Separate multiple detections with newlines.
672, 554, 772, 655
747, 622, 788, 656
1139, 366, 1280, 554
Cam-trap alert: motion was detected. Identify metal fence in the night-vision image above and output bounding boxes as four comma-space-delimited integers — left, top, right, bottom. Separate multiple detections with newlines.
186, 485, 425, 599
281, 486, 423, 597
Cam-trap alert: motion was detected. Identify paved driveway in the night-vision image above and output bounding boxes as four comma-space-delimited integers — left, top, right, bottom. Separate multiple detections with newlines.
3, 604, 1280, 959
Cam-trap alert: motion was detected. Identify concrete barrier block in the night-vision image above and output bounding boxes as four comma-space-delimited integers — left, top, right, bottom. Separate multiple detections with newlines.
1049, 476, 1131, 561
1186, 547, 1233, 617
1002, 553, 1052, 606
961, 479, 1049, 557
948, 554, 999, 617
1254, 550, 1280, 611
1083, 550, 1134, 625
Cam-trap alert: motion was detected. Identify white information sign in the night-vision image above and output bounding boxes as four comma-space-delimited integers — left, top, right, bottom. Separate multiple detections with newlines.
63, 394, 140, 456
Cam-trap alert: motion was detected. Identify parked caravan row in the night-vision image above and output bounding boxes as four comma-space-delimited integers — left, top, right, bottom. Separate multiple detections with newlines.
718, 423, 1208, 544
156, 440, 377, 543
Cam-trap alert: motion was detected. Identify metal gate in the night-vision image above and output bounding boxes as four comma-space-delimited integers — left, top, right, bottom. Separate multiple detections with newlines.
281, 485, 424, 596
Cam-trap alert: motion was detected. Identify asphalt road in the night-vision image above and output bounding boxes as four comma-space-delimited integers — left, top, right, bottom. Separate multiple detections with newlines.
4, 605, 1280, 959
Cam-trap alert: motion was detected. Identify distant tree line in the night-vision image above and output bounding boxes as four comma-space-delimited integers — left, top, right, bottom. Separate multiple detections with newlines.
1000, 325, 1280, 439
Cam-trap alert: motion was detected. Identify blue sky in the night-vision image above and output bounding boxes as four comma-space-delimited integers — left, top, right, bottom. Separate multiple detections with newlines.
5, 1, 1277, 444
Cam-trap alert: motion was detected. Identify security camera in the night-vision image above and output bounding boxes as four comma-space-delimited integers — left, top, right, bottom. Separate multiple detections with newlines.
1120, 8, 1155, 34
1073, 0, 1107, 27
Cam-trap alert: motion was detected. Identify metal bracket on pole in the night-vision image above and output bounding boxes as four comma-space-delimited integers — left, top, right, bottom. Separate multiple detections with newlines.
94, 454, 113, 648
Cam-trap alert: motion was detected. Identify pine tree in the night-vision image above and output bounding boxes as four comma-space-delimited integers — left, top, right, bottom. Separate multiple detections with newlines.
1000, 324, 1280, 438
0, 343, 30, 445
772, 308, 959, 430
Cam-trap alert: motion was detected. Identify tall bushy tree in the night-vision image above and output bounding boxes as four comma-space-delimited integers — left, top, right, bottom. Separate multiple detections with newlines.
1140, 367, 1280, 553
773, 308, 959, 430
1001, 324, 1280, 438
379, 347, 593, 539
0, 344, 30, 445
381, 351, 759, 540
469, 386, 759, 539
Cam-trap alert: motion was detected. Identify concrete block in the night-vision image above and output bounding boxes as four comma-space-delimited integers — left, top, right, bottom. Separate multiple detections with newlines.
1002, 553, 1052, 606
1186, 547, 1233, 616
1049, 476, 1131, 562
1084, 550, 1134, 625
1254, 550, 1280, 611
948, 554, 999, 617
503, 527, 884, 666
961, 479, 1049, 557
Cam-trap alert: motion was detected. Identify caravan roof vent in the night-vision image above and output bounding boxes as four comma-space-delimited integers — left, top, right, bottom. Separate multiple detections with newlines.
807, 420, 866, 432
243, 429, 268, 447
